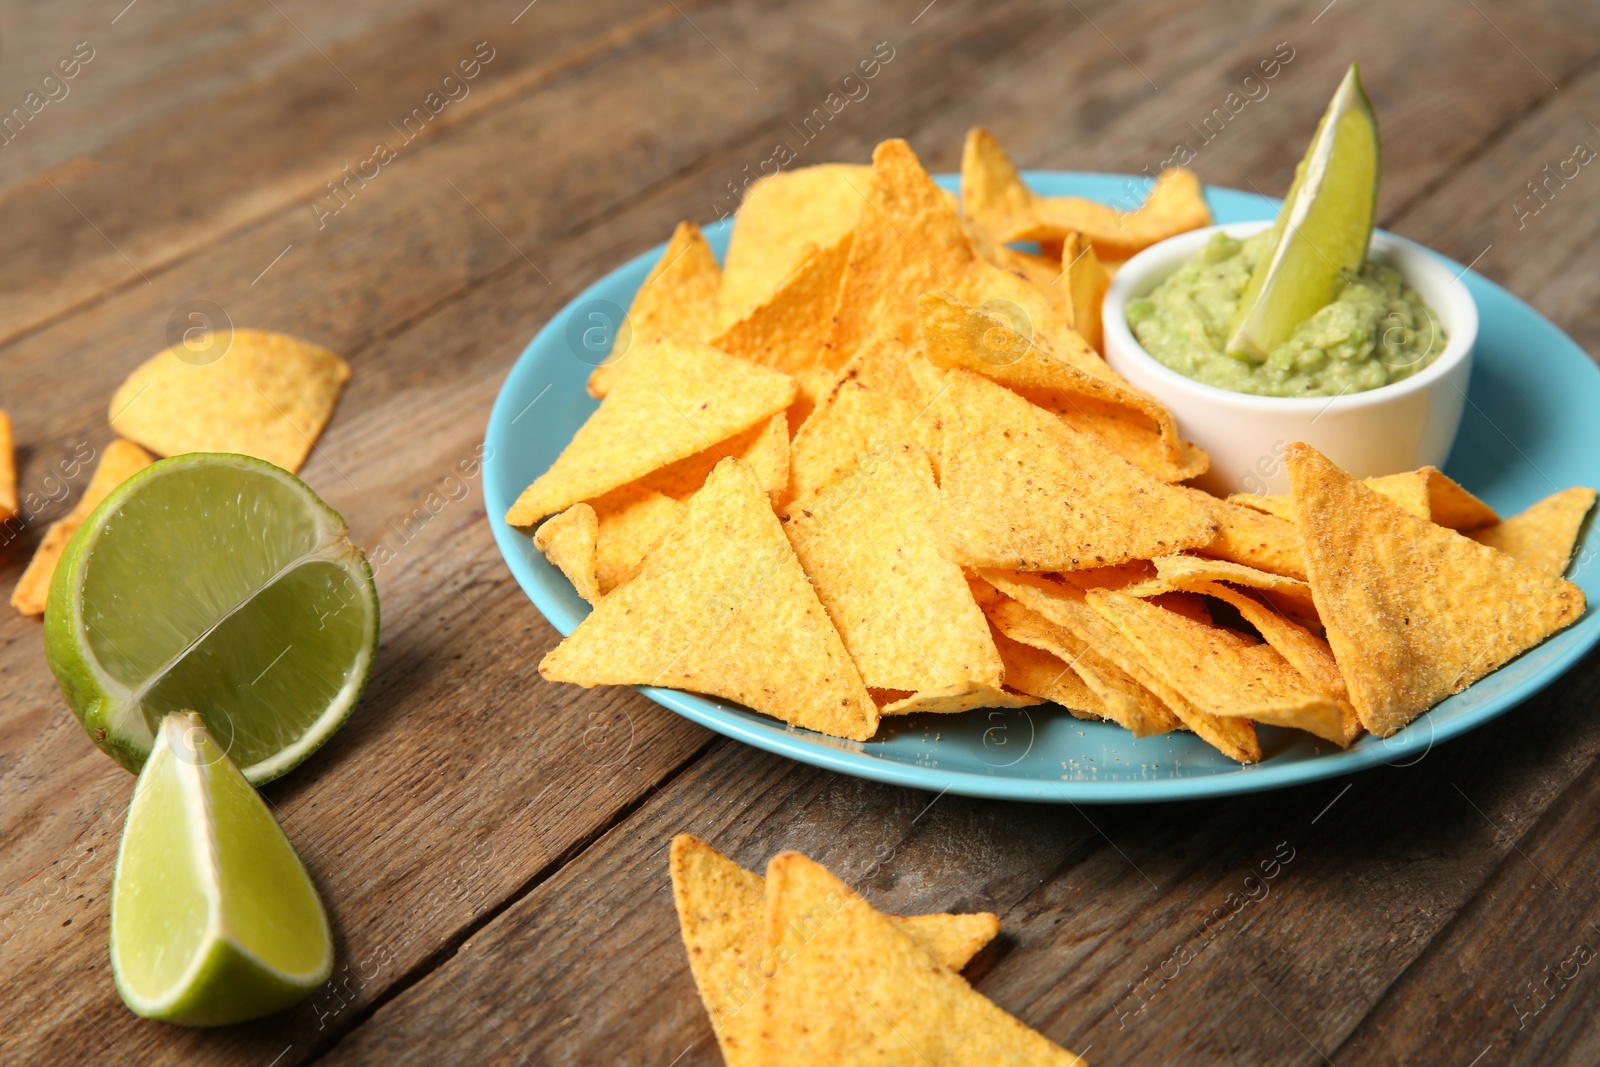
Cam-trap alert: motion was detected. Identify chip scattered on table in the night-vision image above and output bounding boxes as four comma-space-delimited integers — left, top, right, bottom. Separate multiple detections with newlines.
12, 440, 155, 617
757, 850, 1087, 1065
0, 411, 14, 518
670, 836, 1006, 1067
107, 329, 349, 474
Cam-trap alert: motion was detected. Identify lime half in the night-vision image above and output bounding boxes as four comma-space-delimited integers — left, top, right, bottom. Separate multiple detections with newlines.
1227, 64, 1379, 360
45, 453, 378, 784
111, 713, 333, 1025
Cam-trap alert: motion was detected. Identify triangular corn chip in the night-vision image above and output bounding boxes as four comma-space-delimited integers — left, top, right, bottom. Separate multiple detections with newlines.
718, 164, 869, 330
835, 141, 1175, 451
917, 291, 1190, 465
1151, 554, 1318, 621
638, 412, 790, 504
757, 851, 1086, 1066
591, 485, 683, 594
0, 411, 14, 517
540, 458, 877, 740
1471, 487, 1596, 576
1184, 487, 1306, 580
962, 127, 1210, 258
12, 439, 156, 616
983, 593, 1168, 734
589, 221, 721, 397
534, 504, 601, 605
931, 368, 1215, 570
879, 682, 1043, 716
1288, 443, 1586, 736
506, 340, 795, 526
1027, 391, 1208, 483
989, 625, 1106, 720
786, 446, 1002, 692
1180, 580, 1360, 744
107, 330, 349, 473
983, 570, 1257, 760
1224, 491, 1293, 521
670, 835, 999, 1067
712, 235, 850, 385
1227, 468, 1499, 532
786, 381, 920, 513
1363, 467, 1499, 531
1059, 233, 1110, 354
1086, 589, 1349, 745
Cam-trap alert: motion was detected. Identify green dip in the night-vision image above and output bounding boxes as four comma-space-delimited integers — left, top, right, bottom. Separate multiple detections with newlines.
1126, 232, 1446, 397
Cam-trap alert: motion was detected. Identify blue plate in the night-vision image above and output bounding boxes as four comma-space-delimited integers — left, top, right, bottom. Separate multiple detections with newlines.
484, 173, 1600, 803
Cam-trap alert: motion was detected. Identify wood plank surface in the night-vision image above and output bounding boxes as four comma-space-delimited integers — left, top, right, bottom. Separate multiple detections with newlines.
2, 0, 1599, 1063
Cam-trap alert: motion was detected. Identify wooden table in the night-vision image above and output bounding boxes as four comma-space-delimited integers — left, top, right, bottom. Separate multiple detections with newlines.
5, 1, 1600, 1062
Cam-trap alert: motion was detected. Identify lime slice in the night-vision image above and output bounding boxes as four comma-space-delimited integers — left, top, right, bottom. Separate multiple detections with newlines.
1227, 64, 1379, 360
44, 453, 378, 784
110, 713, 333, 1025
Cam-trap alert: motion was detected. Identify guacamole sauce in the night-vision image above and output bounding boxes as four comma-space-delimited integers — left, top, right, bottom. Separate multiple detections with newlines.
1126, 232, 1446, 397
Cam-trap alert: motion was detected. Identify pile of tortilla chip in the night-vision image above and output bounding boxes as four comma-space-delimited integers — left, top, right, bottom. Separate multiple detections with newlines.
9, 329, 350, 616
669, 834, 1086, 1066
516, 130, 1593, 762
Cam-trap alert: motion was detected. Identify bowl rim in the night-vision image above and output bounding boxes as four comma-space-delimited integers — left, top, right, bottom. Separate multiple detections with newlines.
1102, 220, 1479, 413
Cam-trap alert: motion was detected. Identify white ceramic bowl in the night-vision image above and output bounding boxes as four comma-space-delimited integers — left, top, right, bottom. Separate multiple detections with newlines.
1103, 221, 1477, 496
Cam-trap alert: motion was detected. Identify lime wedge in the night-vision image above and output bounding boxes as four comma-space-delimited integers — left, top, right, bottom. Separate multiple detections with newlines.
45, 453, 378, 784
110, 713, 333, 1025
1227, 64, 1379, 360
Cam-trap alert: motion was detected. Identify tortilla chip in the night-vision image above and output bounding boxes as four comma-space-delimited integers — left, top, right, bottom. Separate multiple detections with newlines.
930, 368, 1215, 570
534, 505, 602, 605
1364, 467, 1499, 531
1225, 492, 1294, 521
589, 221, 722, 397
718, 164, 869, 330
633, 413, 789, 506
12, 440, 156, 616
107, 329, 349, 473
1185, 487, 1307, 580
1024, 392, 1208, 483
1471, 487, 1596, 576
990, 625, 1106, 721
0, 411, 14, 518
786, 446, 1003, 692
757, 851, 1086, 1066
712, 235, 850, 386
786, 381, 921, 513
670, 835, 999, 1067
828, 141, 981, 362
983, 591, 1172, 735
880, 681, 1043, 716
587, 484, 684, 594
1151, 554, 1318, 621
982, 570, 1258, 760
540, 458, 877, 740
506, 339, 795, 526
1181, 580, 1360, 743
834, 142, 1173, 455
963, 128, 1209, 259
1228, 468, 1499, 532
1059, 233, 1110, 354
1288, 443, 1586, 737
1086, 589, 1349, 745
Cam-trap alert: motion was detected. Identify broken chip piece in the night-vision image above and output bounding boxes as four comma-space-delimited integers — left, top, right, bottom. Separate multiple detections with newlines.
107, 329, 349, 474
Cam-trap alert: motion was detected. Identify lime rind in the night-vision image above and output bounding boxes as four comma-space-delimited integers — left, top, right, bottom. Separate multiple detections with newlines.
44, 453, 378, 785
1227, 64, 1379, 360
110, 714, 333, 1026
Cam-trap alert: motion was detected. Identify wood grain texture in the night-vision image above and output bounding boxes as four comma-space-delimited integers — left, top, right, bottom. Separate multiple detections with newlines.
1, 0, 1599, 1063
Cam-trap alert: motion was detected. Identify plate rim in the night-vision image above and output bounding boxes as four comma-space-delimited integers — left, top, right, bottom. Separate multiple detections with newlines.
482, 172, 1600, 803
